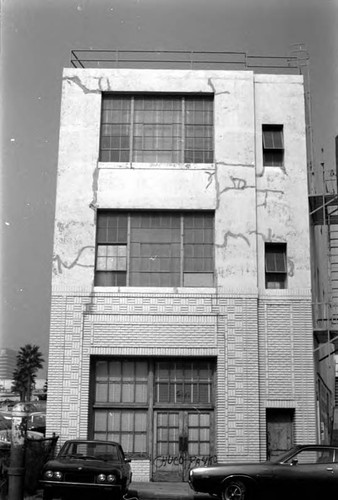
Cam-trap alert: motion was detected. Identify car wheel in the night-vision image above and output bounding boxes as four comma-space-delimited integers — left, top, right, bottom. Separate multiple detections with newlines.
222, 479, 248, 500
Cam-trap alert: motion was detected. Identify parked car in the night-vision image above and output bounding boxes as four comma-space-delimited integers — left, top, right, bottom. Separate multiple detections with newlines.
40, 439, 132, 500
189, 444, 338, 500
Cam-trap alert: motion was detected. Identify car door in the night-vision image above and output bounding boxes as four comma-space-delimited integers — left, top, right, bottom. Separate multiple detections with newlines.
272, 447, 336, 499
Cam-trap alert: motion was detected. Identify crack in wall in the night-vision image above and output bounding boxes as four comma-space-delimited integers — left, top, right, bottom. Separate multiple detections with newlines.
287, 258, 295, 277
207, 78, 230, 96
205, 171, 215, 190
249, 228, 274, 242
256, 188, 284, 208
64, 76, 100, 94
90, 162, 99, 209
92, 77, 112, 92
216, 231, 250, 249
53, 246, 95, 274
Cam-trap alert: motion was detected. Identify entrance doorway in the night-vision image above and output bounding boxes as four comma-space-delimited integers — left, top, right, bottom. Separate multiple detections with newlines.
153, 410, 215, 481
266, 408, 294, 460
89, 356, 216, 482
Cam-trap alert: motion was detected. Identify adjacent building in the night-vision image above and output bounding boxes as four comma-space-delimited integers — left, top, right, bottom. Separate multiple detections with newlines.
46, 59, 317, 481
0, 348, 17, 379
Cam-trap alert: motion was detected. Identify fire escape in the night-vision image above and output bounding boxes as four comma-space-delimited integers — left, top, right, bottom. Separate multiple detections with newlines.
309, 170, 338, 444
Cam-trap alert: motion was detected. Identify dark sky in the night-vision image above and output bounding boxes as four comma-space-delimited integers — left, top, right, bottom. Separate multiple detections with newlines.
1, 0, 338, 376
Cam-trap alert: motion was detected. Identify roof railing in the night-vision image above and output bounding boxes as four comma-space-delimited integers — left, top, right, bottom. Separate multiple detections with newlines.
70, 49, 301, 73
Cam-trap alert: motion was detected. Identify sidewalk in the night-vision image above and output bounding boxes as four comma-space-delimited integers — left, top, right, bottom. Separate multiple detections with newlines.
24, 482, 211, 500
129, 481, 211, 499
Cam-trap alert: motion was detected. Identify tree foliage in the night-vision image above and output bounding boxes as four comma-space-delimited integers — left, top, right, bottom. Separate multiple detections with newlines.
12, 344, 45, 401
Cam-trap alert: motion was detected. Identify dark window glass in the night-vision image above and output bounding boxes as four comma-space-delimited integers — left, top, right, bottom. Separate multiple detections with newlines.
100, 95, 213, 164
262, 125, 284, 167
155, 360, 213, 404
265, 243, 287, 289
95, 211, 214, 287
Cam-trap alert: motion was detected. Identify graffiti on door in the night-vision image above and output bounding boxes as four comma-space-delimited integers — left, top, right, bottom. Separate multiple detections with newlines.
153, 454, 217, 469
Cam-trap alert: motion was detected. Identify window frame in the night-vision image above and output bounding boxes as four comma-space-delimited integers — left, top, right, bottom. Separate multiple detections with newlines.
262, 124, 284, 167
265, 242, 287, 289
99, 94, 214, 164
94, 210, 215, 288
89, 357, 216, 459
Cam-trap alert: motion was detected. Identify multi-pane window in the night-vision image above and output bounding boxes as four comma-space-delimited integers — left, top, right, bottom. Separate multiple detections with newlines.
91, 357, 215, 458
95, 211, 214, 287
95, 360, 148, 403
94, 410, 148, 455
155, 360, 213, 404
265, 242, 287, 289
262, 125, 284, 166
100, 95, 214, 163
93, 359, 149, 456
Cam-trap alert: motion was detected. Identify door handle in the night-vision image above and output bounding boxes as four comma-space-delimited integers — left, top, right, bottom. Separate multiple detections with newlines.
326, 467, 333, 472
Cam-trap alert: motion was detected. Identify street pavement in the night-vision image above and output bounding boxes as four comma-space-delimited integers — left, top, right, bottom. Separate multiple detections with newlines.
23, 482, 212, 500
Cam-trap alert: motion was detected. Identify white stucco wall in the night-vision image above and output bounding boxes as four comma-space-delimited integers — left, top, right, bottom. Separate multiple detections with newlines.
52, 68, 310, 293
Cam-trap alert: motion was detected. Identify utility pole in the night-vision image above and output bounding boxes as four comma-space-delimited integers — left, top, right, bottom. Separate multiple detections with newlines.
8, 402, 30, 500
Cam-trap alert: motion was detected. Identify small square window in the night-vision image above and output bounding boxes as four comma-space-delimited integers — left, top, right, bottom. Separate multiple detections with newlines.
265, 243, 287, 289
262, 125, 284, 167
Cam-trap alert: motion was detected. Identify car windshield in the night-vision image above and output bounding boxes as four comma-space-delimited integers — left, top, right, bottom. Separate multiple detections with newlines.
59, 442, 120, 461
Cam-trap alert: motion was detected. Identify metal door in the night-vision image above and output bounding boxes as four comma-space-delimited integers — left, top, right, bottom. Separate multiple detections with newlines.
152, 410, 215, 481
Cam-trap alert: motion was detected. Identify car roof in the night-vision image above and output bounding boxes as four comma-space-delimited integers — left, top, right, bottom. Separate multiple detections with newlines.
64, 439, 121, 446
295, 444, 338, 449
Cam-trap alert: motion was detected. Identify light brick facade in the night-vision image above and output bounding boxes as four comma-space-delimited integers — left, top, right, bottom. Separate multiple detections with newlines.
47, 68, 317, 480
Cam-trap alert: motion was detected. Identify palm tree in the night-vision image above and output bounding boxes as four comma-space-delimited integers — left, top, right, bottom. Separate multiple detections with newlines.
12, 344, 44, 401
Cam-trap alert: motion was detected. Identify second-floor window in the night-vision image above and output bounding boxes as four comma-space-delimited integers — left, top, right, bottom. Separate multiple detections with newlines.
95, 211, 214, 287
99, 94, 214, 163
262, 124, 284, 167
265, 242, 287, 289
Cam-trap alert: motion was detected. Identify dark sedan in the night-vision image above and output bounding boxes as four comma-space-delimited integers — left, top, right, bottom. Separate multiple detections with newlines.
189, 444, 338, 500
40, 439, 132, 500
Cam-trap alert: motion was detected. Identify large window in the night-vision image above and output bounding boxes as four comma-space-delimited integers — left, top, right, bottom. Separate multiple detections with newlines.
155, 360, 213, 404
95, 211, 214, 287
265, 242, 287, 289
262, 124, 284, 167
90, 358, 215, 458
100, 95, 214, 163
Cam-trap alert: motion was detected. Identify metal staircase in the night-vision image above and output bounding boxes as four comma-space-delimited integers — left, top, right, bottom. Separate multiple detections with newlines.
328, 221, 338, 326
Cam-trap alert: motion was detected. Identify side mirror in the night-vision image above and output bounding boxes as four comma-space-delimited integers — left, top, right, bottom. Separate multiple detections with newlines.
290, 458, 298, 466
125, 458, 131, 463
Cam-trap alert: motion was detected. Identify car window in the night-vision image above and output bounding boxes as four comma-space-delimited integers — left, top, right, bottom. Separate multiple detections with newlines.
285, 449, 333, 464
61, 442, 119, 460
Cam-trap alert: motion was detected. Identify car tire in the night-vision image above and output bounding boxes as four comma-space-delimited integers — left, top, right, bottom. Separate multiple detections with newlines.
222, 479, 248, 500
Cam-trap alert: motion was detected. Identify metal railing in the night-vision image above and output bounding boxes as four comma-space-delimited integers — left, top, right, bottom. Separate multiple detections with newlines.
70, 49, 301, 73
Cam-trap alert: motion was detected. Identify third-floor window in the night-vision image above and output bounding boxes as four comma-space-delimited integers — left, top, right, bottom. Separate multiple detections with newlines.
99, 94, 214, 163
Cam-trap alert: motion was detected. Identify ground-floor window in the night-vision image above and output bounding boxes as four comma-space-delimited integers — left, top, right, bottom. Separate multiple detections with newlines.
89, 356, 216, 481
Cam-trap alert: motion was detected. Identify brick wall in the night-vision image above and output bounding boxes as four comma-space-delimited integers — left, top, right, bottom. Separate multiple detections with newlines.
46, 289, 316, 472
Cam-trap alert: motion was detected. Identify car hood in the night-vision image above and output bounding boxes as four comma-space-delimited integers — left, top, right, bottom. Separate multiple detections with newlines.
44, 458, 123, 472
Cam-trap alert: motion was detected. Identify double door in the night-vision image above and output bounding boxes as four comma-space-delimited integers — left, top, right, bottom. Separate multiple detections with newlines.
152, 409, 215, 481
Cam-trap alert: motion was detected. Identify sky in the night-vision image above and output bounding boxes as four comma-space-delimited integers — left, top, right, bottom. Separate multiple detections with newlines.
1, 0, 338, 377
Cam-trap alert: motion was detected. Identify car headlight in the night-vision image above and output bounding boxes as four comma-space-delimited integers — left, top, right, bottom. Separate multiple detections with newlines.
53, 471, 63, 481
107, 474, 116, 483
97, 474, 107, 483
44, 470, 54, 479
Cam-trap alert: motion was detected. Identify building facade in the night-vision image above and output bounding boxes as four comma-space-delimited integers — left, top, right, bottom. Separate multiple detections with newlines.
0, 348, 17, 379
47, 67, 317, 481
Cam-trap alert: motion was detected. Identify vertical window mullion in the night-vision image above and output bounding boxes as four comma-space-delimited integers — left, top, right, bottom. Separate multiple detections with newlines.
180, 215, 184, 286
181, 98, 185, 163
130, 98, 135, 163
127, 214, 131, 286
